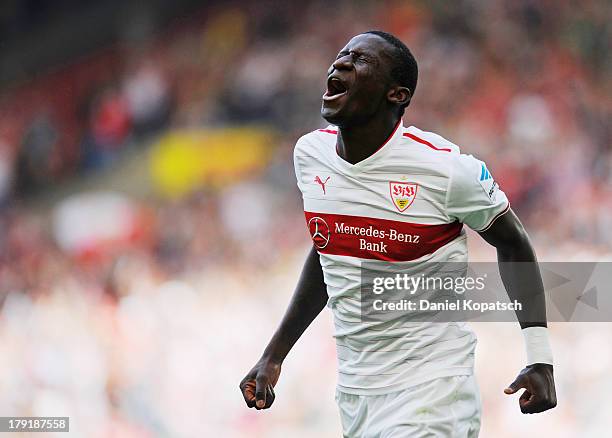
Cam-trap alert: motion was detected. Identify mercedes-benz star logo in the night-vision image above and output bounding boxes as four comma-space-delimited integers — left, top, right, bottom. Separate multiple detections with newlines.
308, 216, 330, 249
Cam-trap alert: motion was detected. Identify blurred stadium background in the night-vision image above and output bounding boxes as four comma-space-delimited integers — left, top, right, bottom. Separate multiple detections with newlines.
0, 0, 610, 436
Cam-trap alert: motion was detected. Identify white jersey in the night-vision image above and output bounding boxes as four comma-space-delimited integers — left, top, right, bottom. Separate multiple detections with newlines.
294, 120, 509, 395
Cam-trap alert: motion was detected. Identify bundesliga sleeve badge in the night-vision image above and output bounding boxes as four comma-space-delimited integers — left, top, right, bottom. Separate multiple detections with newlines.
389, 181, 418, 212
478, 163, 498, 202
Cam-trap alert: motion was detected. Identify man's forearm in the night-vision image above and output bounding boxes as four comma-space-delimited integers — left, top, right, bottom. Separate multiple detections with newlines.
479, 209, 548, 328
481, 209, 555, 374
496, 232, 547, 329
262, 246, 328, 363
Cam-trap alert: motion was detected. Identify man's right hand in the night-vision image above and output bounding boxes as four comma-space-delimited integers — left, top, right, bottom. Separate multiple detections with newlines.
239, 358, 282, 410
239, 247, 326, 411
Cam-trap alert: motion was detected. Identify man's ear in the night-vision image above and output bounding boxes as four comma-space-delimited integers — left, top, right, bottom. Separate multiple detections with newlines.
387, 86, 411, 108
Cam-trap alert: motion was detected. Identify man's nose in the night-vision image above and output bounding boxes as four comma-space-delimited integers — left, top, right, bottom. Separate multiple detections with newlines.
332, 54, 353, 71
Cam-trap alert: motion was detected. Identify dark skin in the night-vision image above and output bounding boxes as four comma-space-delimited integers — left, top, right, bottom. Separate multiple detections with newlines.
321, 34, 412, 164
480, 209, 557, 413
239, 246, 326, 410
239, 33, 556, 414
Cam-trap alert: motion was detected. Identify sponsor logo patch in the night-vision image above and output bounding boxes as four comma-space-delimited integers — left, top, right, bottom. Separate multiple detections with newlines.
308, 216, 330, 249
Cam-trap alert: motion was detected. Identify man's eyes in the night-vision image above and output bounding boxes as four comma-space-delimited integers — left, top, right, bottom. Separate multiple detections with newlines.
335, 52, 370, 62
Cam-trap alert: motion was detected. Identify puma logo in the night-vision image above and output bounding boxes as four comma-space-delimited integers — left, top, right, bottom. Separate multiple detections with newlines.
314, 176, 331, 194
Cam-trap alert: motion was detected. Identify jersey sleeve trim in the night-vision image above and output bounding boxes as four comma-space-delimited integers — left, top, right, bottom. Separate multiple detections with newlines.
474, 202, 510, 232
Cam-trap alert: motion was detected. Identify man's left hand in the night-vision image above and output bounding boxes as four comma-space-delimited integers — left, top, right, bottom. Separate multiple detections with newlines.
504, 363, 557, 414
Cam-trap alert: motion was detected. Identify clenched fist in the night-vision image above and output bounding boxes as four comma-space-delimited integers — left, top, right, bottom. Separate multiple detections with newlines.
239, 358, 282, 410
504, 363, 557, 414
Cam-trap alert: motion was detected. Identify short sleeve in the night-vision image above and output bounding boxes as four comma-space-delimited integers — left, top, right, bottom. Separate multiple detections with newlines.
447, 154, 510, 231
293, 136, 308, 195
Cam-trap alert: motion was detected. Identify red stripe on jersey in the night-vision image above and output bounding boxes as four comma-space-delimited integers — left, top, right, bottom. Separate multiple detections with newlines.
403, 132, 452, 152
304, 211, 462, 262
318, 129, 338, 134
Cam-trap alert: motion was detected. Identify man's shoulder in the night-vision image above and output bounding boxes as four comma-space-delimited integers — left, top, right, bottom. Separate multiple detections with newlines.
295, 126, 337, 154
397, 126, 489, 179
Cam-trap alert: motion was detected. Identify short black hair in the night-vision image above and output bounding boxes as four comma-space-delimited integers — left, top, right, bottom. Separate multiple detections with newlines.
364, 30, 418, 113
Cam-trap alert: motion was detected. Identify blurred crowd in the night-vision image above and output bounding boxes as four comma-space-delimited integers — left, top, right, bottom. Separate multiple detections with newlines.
0, 0, 611, 436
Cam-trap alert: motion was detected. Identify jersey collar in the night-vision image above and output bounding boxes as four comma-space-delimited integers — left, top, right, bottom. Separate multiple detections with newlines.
333, 119, 404, 172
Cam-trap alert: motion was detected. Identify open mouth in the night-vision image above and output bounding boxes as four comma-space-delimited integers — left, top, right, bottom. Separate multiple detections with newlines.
323, 77, 348, 100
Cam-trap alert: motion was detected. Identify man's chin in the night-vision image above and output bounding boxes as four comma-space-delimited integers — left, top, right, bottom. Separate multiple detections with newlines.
321, 106, 345, 125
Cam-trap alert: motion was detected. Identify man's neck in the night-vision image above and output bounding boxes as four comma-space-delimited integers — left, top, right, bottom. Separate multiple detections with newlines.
336, 115, 401, 165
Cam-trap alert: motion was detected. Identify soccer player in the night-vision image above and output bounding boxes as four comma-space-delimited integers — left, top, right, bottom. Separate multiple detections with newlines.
239, 31, 556, 436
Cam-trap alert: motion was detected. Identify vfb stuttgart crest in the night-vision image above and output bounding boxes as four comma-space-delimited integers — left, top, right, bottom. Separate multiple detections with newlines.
389, 181, 418, 212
